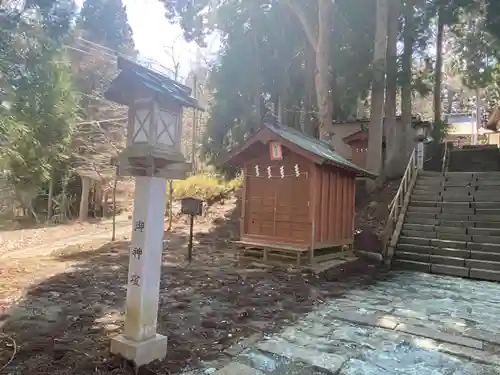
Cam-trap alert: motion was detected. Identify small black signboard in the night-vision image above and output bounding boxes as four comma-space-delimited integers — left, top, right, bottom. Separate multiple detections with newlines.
180, 197, 203, 262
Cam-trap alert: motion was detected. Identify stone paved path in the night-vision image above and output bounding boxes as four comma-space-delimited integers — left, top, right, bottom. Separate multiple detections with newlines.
184, 271, 500, 374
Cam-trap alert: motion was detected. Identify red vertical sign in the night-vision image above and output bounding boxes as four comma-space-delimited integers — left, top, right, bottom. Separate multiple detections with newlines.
269, 142, 283, 161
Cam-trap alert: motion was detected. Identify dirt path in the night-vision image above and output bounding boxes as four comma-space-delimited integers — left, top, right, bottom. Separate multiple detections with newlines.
0, 219, 131, 260
0, 214, 131, 255
0, 198, 375, 375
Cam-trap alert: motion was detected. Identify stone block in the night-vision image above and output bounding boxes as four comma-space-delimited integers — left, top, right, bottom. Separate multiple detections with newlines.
394, 324, 483, 350
435, 226, 467, 234
402, 230, 436, 239
431, 239, 467, 249
474, 221, 500, 229
473, 179, 500, 186
430, 255, 466, 267
403, 224, 434, 232
405, 217, 439, 225
224, 333, 263, 357
472, 202, 500, 209
213, 362, 264, 375
466, 259, 500, 271
400, 236, 432, 246
476, 209, 500, 215
393, 259, 431, 272
464, 328, 500, 346
472, 235, 500, 245
437, 232, 471, 242
110, 334, 168, 368
468, 227, 500, 237
438, 201, 471, 208
410, 200, 438, 207
471, 215, 500, 222
441, 207, 475, 214
438, 214, 470, 221
469, 268, 500, 282
470, 250, 500, 262
439, 220, 475, 228
467, 242, 500, 252
256, 340, 347, 374
397, 244, 433, 254
442, 195, 474, 202
473, 194, 500, 202
432, 247, 470, 259
431, 264, 469, 278
408, 206, 441, 214
397, 252, 430, 263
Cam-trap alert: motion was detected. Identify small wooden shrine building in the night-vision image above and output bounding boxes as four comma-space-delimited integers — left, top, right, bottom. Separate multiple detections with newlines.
226, 123, 376, 270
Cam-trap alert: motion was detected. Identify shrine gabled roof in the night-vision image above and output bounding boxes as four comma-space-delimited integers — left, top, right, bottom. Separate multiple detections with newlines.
265, 124, 376, 178
225, 123, 377, 179
105, 57, 203, 110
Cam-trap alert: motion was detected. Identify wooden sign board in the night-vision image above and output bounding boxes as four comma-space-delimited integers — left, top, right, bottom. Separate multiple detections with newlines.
269, 142, 283, 161
181, 197, 203, 216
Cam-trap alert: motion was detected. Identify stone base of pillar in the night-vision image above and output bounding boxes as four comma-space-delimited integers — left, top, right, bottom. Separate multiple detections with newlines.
110, 333, 168, 367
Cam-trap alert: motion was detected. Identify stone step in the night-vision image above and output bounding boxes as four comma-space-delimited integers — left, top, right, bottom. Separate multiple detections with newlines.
407, 206, 440, 214
467, 242, 500, 252
405, 211, 500, 223
393, 259, 431, 272
399, 236, 468, 249
397, 243, 433, 254
431, 264, 469, 277
396, 244, 500, 261
473, 180, 500, 187
470, 269, 500, 282
470, 251, 500, 262
466, 258, 500, 271
402, 224, 500, 237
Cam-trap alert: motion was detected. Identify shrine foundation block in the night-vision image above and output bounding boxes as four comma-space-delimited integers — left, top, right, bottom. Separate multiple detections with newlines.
110, 333, 168, 367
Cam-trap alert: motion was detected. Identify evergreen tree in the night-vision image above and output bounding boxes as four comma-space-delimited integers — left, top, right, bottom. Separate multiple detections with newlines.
79, 0, 135, 52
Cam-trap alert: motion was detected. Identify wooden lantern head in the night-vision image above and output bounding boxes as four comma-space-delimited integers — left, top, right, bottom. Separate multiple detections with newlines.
105, 57, 202, 180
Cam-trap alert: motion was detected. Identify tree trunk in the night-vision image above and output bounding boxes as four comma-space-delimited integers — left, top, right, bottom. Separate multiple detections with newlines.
434, 9, 444, 125
60, 173, 69, 221
47, 174, 54, 220
401, 0, 415, 161
446, 89, 454, 114
384, 0, 402, 178
367, 0, 388, 186
302, 42, 316, 136
79, 175, 91, 222
315, 0, 333, 140
112, 171, 117, 241
283, 0, 332, 140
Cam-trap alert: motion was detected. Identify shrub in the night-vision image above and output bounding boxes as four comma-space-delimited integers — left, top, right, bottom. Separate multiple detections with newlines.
170, 173, 242, 202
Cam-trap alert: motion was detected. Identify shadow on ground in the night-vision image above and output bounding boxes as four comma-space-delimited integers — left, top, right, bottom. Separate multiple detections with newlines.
0, 201, 384, 375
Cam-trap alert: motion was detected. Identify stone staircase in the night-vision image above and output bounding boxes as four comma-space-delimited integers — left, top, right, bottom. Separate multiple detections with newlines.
448, 145, 499, 172
393, 171, 500, 282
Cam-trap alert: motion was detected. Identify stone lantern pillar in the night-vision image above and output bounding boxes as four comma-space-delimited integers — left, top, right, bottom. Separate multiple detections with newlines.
104, 57, 200, 367
412, 120, 432, 170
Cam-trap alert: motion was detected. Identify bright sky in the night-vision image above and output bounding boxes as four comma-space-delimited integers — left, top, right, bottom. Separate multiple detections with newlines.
76, 0, 219, 79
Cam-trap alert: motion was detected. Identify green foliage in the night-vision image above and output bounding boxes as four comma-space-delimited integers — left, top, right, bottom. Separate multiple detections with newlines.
170, 0, 377, 164
170, 174, 242, 201
0, 1, 79, 205
431, 120, 451, 143
79, 0, 135, 52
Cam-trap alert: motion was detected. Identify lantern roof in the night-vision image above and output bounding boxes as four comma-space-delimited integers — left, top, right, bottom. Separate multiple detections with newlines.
104, 57, 203, 110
